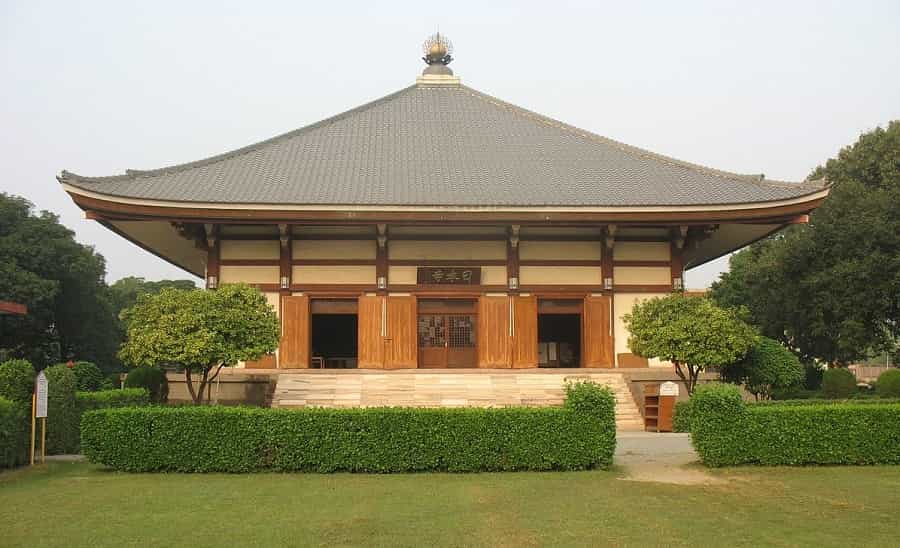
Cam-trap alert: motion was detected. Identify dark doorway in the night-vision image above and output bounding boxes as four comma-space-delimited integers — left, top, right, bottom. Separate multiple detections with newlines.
538, 314, 581, 367
311, 313, 358, 368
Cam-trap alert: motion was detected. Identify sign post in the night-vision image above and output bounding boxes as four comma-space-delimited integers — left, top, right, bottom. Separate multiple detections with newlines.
31, 371, 48, 465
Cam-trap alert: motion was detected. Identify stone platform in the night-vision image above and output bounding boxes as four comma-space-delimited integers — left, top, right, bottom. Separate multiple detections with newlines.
271, 369, 644, 431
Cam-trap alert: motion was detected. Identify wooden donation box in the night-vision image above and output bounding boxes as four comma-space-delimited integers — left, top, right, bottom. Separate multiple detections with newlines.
644, 381, 679, 432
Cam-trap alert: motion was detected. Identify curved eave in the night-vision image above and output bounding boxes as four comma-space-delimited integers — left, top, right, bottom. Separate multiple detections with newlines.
61, 182, 829, 224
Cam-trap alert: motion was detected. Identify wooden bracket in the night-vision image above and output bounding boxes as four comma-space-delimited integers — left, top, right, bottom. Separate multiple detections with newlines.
509, 225, 520, 248
203, 223, 217, 250
278, 224, 290, 249
671, 225, 689, 249
604, 225, 617, 250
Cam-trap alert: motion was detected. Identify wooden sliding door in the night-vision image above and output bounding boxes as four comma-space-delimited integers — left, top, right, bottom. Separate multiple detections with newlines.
512, 295, 538, 368
357, 295, 417, 369
280, 295, 310, 368
582, 295, 614, 368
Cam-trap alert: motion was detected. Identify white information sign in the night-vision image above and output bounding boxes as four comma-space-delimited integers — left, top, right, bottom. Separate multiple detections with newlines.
35, 371, 48, 418
659, 381, 680, 397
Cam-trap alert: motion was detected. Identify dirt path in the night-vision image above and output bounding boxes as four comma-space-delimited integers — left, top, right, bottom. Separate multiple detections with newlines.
615, 432, 723, 485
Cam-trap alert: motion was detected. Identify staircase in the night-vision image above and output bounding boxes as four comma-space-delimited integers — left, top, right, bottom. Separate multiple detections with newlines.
271, 370, 644, 431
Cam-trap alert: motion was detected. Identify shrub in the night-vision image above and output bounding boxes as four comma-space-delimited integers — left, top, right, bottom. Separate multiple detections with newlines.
71, 361, 104, 392
42, 364, 79, 454
124, 367, 169, 403
81, 382, 617, 473
0, 397, 29, 468
821, 368, 857, 399
0, 359, 35, 402
690, 383, 900, 466
673, 400, 692, 433
875, 369, 900, 398
743, 338, 803, 399
76, 388, 150, 414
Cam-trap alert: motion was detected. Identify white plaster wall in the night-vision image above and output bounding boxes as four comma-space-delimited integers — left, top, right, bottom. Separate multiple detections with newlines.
293, 240, 376, 260
388, 266, 417, 284
220, 240, 280, 260
220, 265, 280, 284
614, 266, 671, 285
519, 241, 602, 260
389, 240, 505, 260
613, 241, 670, 261
519, 266, 603, 285
292, 265, 375, 284
481, 266, 507, 285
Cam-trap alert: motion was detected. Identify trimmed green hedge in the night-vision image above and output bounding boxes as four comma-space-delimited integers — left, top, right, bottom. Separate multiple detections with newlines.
82, 381, 616, 473
673, 400, 692, 433
0, 359, 35, 403
43, 365, 79, 454
690, 384, 900, 466
76, 388, 149, 413
0, 397, 29, 468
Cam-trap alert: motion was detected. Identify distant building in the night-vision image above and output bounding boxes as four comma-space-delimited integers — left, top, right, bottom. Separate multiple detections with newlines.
59, 35, 827, 370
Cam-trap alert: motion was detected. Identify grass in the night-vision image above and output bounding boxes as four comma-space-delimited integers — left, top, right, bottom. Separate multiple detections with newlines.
3, 463, 899, 547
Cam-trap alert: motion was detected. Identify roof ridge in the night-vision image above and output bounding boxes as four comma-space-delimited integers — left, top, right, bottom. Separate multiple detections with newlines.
61, 85, 419, 184
458, 84, 826, 191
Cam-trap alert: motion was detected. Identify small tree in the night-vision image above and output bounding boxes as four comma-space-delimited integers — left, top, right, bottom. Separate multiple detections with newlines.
721, 337, 803, 400
119, 284, 279, 404
624, 293, 757, 394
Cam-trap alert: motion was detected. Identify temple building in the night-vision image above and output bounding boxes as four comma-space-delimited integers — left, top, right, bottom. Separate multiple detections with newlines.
58, 34, 828, 372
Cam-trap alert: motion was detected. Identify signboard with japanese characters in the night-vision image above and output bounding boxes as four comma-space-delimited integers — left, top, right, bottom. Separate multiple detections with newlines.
35, 371, 48, 418
417, 267, 481, 285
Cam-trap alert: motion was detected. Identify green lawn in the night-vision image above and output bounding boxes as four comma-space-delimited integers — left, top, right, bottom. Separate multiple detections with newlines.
3, 463, 898, 547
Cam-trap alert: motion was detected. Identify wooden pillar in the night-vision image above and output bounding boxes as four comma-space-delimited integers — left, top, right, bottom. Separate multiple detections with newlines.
507, 225, 520, 292
670, 241, 684, 290
376, 224, 388, 295
669, 225, 688, 290
279, 224, 292, 294
205, 224, 219, 289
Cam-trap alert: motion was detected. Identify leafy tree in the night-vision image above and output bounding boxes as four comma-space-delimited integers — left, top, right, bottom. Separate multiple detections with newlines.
0, 193, 120, 369
108, 277, 197, 319
711, 121, 900, 366
624, 293, 757, 394
119, 284, 279, 404
721, 337, 803, 400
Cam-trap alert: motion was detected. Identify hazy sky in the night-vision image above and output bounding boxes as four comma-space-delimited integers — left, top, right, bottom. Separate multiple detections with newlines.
2, 1, 898, 287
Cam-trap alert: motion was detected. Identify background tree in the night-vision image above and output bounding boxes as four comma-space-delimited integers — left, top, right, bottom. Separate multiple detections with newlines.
119, 284, 279, 404
720, 337, 803, 400
624, 293, 757, 394
107, 277, 197, 318
0, 193, 120, 370
711, 121, 900, 366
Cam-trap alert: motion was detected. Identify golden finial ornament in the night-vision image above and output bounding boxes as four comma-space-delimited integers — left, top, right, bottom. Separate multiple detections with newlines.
422, 32, 453, 66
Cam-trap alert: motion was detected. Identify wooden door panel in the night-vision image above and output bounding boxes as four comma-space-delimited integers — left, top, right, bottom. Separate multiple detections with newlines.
477, 296, 510, 368
357, 295, 383, 368
280, 295, 309, 368
386, 296, 417, 369
244, 353, 277, 369
583, 295, 614, 368
512, 295, 538, 368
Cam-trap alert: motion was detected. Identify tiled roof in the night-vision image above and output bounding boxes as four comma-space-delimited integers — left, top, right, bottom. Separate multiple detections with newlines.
59, 84, 825, 207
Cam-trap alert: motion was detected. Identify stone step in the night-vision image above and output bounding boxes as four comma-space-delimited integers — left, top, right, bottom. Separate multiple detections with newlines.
272, 370, 645, 430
